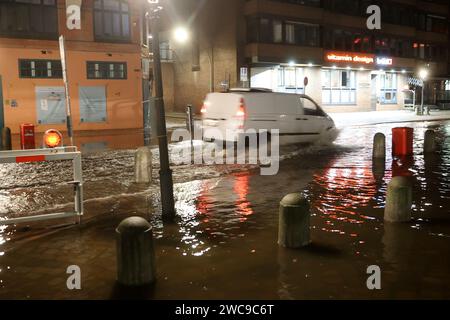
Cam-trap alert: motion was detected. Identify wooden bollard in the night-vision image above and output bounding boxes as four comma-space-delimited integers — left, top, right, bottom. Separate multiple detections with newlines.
116, 217, 156, 286
424, 130, 436, 153
1, 127, 12, 151
373, 133, 386, 159
384, 177, 413, 223
278, 193, 311, 248
135, 147, 152, 183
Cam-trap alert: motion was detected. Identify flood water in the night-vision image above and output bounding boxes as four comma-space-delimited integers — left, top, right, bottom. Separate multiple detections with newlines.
0, 120, 449, 299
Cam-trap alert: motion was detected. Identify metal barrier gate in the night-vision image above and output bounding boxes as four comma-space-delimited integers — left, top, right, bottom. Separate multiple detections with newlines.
0, 146, 83, 225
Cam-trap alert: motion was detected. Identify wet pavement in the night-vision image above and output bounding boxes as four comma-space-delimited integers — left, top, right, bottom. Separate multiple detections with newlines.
0, 119, 450, 299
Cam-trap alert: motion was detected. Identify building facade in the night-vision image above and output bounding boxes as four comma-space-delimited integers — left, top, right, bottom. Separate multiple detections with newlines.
161, 0, 450, 113
0, 0, 144, 134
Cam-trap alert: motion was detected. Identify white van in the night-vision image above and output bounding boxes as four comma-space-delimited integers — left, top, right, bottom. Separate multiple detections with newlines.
200, 88, 337, 145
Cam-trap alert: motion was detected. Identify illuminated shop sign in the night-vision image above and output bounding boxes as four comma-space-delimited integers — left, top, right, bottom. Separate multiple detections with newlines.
376, 57, 393, 66
325, 52, 375, 65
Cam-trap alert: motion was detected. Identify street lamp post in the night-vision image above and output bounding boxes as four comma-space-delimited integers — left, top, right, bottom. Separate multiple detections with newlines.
148, 2, 176, 221
419, 69, 429, 116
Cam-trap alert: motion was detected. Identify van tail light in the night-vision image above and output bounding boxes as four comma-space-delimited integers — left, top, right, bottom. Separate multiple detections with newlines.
236, 98, 246, 118
236, 98, 246, 129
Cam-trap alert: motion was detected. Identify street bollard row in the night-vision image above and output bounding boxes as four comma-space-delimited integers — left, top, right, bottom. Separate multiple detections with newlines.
117, 129, 437, 287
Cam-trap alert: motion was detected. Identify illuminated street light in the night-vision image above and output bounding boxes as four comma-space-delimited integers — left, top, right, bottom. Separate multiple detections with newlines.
173, 26, 189, 44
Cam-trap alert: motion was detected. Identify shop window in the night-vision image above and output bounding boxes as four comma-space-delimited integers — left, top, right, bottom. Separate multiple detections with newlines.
379, 73, 397, 104
322, 69, 356, 105
19, 59, 62, 79
87, 61, 127, 80
0, 0, 57, 39
94, 0, 130, 42
36, 86, 67, 124
276, 67, 304, 93
301, 97, 326, 117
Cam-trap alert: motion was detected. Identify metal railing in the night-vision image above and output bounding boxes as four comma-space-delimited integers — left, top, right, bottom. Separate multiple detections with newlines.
0, 146, 84, 225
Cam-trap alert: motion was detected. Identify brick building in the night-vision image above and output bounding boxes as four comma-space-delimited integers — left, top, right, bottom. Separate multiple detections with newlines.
0, 0, 144, 136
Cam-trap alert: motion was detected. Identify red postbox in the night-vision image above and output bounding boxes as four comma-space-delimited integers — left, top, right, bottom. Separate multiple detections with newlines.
20, 123, 36, 150
392, 127, 414, 157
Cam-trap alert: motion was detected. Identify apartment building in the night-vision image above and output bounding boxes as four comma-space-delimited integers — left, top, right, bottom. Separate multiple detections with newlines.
0, 0, 144, 134
159, 0, 450, 113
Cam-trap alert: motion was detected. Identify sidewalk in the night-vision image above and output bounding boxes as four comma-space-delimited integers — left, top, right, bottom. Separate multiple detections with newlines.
330, 110, 450, 128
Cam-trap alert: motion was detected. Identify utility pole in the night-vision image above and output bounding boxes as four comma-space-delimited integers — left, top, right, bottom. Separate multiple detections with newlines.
148, 2, 176, 221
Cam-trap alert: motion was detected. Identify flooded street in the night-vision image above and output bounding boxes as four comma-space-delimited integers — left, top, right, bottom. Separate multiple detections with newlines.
0, 119, 450, 299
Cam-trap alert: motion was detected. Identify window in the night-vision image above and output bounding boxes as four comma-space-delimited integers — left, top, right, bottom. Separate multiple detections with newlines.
322, 69, 356, 105
259, 18, 272, 43
445, 80, 450, 91
87, 61, 127, 79
79, 86, 107, 123
246, 17, 319, 47
36, 86, 67, 124
94, 0, 130, 42
19, 59, 62, 79
379, 73, 397, 104
273, 20, 283, 43
325, 28, 374, 54
419, 13, 448, 34
0, 0, 57, 39
160, 41, 173, 61
285, 23, 295, 44
246, 17, 259, 43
